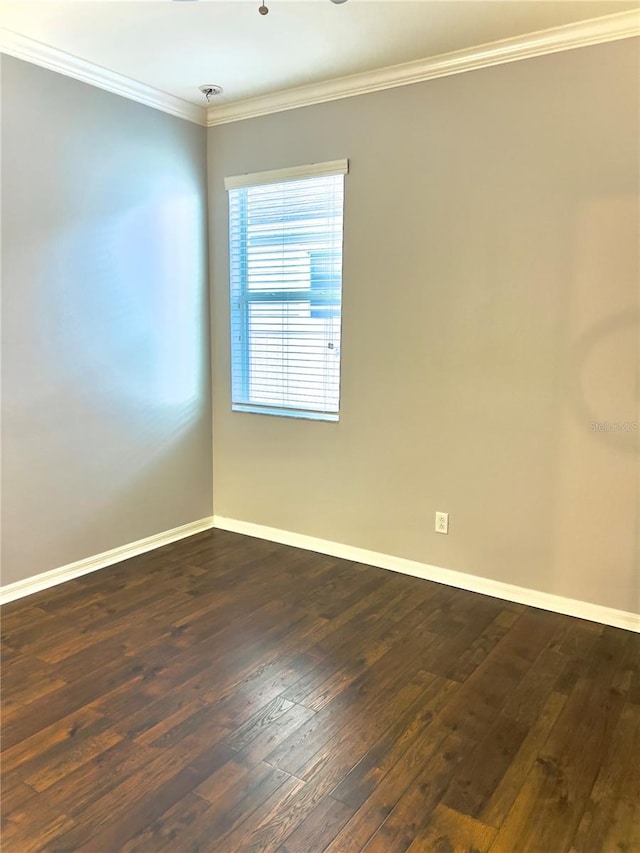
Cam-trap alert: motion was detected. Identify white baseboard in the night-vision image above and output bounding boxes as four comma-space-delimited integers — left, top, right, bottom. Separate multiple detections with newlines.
0, 517, 215, 605
3, 513, 637, 633
213, 515, 640, 634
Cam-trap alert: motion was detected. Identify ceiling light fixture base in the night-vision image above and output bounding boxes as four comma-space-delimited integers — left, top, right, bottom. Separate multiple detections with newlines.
199, 84, 223, 102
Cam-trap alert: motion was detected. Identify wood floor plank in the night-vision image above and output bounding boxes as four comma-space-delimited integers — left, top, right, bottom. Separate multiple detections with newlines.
33, 586, 182, 664
440, 713, 529, 820
240, 700, 318, 765
1, 527, 636, 853
284, 605, 436, 712
1, 672, 69, 717
442, 646, 570, 819
25, 727, 122, 794
142, 651, 318, 748
1, 808, 76, 853
360, 730, 468, 853
51, 739, 235, 851
422, 605, 521, 683
31, 738, 161, 822
0, 781, 40, 818
121, 791, 212, 852
196, 772, 307, 853
1, 706, 106, 778
1, 656, 147, 750
324, 725, 458, 852
405, 803, 496, 852
225, 695, 296, 751
0, 602, 50, 629
488, 628, 631, 853
167, 762, 300, 851
330, 674, 459, 811
590, 701, 640, 804
276, 794, 355, 853
481, 690, 567, 828
436, 607, 566, 744
568, 701, 640, 852
555, 618, 605, 696
233, 778, 332, 852
266, 625, 440, 780
592, 797, 640, 853
117, 692, 207, 746
296, 670, 433, 785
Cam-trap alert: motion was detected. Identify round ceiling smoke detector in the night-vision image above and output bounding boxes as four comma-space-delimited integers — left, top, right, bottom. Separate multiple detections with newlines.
199, 84, 223, 102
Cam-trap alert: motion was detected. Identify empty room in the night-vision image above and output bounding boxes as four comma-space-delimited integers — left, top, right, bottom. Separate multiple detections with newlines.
1, 1, 639, 850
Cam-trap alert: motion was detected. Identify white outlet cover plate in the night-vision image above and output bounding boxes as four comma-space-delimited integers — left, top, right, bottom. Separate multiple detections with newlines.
435, 512, 449, 534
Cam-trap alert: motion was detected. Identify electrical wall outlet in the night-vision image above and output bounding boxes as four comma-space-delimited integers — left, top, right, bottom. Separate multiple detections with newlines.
435, 512, 449, 534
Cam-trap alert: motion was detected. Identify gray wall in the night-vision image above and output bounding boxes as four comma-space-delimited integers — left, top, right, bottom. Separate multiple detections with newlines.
208, 39, 639, 614
1, 57, 212, 586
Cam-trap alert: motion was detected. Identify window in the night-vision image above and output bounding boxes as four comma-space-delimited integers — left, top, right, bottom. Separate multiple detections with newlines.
225, 159, 348, 421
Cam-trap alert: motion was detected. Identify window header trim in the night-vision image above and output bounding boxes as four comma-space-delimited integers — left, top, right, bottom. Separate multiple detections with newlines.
224, 158, 349, 191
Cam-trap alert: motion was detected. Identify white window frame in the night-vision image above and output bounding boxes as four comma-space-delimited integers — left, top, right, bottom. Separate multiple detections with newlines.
225, 159, 348, 421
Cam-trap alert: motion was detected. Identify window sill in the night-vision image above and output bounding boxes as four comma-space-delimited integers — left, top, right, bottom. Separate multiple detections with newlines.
232, 403, 339, 422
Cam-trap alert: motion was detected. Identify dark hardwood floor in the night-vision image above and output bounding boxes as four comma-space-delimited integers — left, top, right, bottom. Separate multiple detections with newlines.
1, 528, 639, 852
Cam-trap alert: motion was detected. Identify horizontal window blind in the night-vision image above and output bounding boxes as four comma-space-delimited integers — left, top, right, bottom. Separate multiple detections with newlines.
227, 163, 346, 420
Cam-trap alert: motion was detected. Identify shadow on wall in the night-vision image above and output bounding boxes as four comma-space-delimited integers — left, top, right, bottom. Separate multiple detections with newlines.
568, 307, 639, 456
553, 194, 639, 613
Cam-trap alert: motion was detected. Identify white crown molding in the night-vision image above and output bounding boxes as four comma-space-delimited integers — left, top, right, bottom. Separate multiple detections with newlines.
0, 29, 207, 126
0, 516, 215, 605
207, 9, 640, 126
2, 11, 636, 130
212, 516, 640, 633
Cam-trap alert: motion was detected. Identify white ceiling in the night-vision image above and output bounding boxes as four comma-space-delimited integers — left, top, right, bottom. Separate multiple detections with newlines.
1, 0, 638, 107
